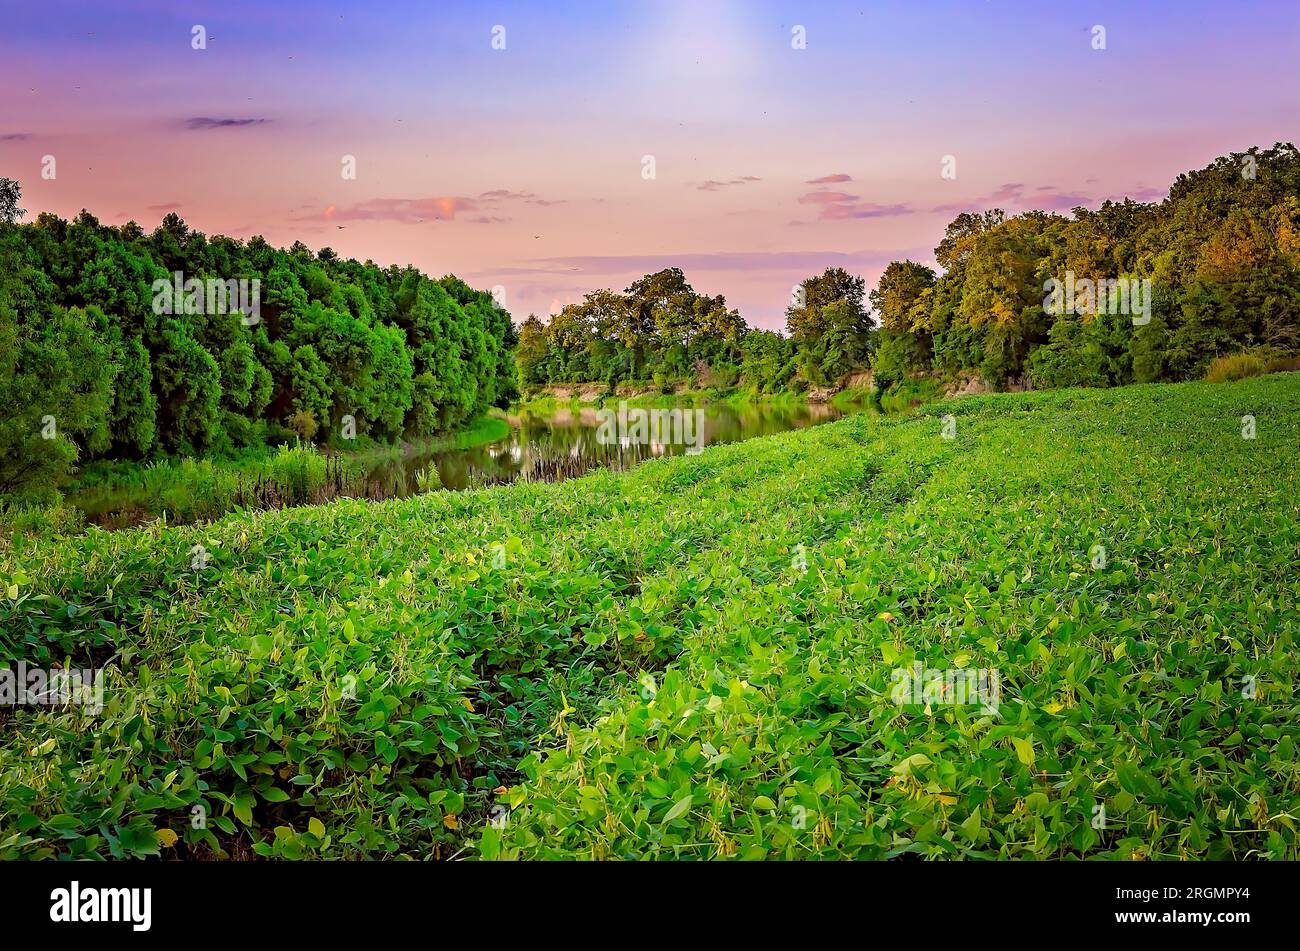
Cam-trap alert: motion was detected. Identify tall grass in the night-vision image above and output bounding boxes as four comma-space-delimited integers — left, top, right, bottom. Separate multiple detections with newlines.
1205, 351, 1267, 383
0, 501, 86, 540
1206, 348, 1300, 383
72, 445, 367, 526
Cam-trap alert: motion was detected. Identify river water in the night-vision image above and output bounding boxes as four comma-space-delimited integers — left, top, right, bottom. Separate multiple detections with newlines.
74, 399, 864, 528
365, 400, 852, 493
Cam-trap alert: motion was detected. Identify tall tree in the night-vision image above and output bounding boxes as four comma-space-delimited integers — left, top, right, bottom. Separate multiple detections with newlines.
0, 178, 25, 224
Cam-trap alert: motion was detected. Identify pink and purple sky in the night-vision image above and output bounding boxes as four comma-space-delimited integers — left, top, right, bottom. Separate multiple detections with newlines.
3, 0, 1297, 328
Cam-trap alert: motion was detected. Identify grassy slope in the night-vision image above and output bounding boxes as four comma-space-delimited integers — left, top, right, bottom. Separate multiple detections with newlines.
1, 375, 1297, 859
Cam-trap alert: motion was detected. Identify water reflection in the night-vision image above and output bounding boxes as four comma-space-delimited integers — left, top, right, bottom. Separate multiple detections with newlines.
364, 400, 851, 494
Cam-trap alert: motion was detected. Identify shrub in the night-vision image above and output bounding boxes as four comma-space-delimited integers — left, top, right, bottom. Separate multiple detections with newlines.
286, 410, 319, 443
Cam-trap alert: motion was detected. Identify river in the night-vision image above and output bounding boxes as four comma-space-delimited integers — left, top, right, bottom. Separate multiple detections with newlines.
365, 399, 854, 494
72, 398, 871, 528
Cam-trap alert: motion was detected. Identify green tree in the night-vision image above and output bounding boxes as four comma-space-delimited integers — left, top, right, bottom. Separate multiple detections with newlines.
0, 178, 26, 224
787, 267, 872, 385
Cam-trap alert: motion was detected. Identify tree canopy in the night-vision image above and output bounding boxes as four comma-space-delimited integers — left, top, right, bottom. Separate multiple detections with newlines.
876, 143, 1300, 389
0, 182, 516, 498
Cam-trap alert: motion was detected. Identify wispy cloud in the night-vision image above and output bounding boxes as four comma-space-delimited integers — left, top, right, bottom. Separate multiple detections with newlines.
697, 176, 762, 191
798, 190, 858, 205
805, 173, 851, 184
302, 196, 500, 224
797, 189, 911, 221
479, 189, 563, 207
184, 117, 270, 130
487, 248, 932, 277
303, 189, 562, 225
0, 133, 31, 142
819, 202, 912, 220
929, 181, 1162, 216
932, 182, 1084, 215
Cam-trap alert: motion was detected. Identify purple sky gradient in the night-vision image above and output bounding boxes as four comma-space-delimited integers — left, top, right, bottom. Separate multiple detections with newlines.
2, 0, 1297, 327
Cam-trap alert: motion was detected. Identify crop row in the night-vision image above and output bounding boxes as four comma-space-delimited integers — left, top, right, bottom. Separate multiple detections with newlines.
2, 375, 1297, 859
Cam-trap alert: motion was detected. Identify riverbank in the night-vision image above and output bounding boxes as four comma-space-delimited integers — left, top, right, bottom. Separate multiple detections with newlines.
516, 380, 878, 413
516, 366, 961, 414
8, 395, 854, 534
24, 414, 513, 533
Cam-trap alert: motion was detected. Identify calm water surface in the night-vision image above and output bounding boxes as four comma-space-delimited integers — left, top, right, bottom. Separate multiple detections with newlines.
77, 400, 870, 528
366, 401, 855, 494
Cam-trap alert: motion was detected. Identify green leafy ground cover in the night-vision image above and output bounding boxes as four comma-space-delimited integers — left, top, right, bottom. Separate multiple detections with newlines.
1, 375, 1297, 859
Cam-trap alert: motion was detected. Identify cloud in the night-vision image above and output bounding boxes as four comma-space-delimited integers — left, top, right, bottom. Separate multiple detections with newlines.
930, 182, 1096, 215
930, 180, 1164, 216
487, 248, 933, 277
479, 189, 563, 206
0, 133, 31, 142
303, 196, 492, 224
805, 173, 851, 184
798, 190, 859, 204
697, 176, 761, 191
797, 189, 911, 220
295, 190, 560, 225
1033, 191, 1094, 211
819, 202, 913, 220
147, 202, 182, 212
929, 200, 978, 214
185, 117, 270, 130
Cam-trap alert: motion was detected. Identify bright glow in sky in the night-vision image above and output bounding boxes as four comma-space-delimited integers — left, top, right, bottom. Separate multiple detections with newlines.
3, 0, 1297, 327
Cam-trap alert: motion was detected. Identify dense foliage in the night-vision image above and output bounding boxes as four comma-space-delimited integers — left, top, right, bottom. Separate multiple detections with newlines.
0, 189, 517, 499
873, 143, 1300, 390
2, 373, 1296, 859
516, 268, 749, 393
517, 264, 877, 396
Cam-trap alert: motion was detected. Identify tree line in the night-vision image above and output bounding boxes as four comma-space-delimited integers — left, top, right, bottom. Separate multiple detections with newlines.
872, 142, 1300, 390
514, 264, 873, 395
4, 142, 1293, 497
516, 143, 1300, 396
0, 185, 516, 498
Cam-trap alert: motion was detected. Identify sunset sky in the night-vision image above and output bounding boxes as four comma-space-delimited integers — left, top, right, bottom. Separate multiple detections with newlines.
3, 0, 1297, 328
